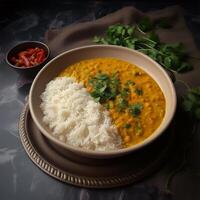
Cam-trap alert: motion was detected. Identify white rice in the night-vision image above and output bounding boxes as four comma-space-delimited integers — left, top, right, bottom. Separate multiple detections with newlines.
40, 77, 122, 151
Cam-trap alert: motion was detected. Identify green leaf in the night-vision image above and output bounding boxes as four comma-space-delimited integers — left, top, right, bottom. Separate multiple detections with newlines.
125, 80, 135, 86
147, 49, 159, 60
135, 120, 143, 136
97, 73, 109, 80
128, 27, 134, 35
99, 84, 107, 93
164, 57, 173, 69
93, 36, 108, 44
89, 73, 120, 102
117, 97, 129, 112
129, 103, 143, 117
147, 32, 160, 43
135, 88, 143, 96
121, 87, 130, 98
94, 97, 100, 103
93, 36, 101, 43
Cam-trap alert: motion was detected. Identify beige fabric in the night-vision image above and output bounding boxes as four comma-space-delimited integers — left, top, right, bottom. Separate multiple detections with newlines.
45, 6, 200, 87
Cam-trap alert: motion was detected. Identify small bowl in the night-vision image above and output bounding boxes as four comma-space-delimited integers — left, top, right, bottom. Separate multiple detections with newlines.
29, 45, 176, 159
6, 41, 50, 78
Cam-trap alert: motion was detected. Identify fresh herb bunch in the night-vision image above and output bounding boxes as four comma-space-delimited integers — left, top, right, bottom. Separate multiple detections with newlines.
94, 24, 136, 48
182, 87, 200, 119
93, 20, 193, 72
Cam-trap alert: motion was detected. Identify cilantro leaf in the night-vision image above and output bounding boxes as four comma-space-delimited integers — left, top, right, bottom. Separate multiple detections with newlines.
117, 96, 129, 112
89, 73, 120, 102
135, 120, 143, 136
129, 103, 143, 117
93, 23, 193, 73
135, 88, 143, 96
124, 123, 131, 129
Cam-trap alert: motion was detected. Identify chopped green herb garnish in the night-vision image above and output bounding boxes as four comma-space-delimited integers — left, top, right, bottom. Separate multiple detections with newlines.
135, 88, 143, 96
129, 103, 143, 117
94, 97, 100, 103
124, 123, 131, 129
135, 120, 143, 136
104, 103, 110, 109
125, 80, 135, 86
147, 31, 160, 43
121, 87, 130, 98
117, 96, 129, 112
93, 36, 108, 44
89, 73, 120, 102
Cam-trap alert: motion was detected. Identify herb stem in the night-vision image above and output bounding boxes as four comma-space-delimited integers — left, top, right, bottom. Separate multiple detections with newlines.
93, 23, 193, 72
136, 25, 147, 35
176, 79, 191, 90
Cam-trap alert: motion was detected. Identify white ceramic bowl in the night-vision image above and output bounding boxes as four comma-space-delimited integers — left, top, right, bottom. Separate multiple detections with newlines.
29, 45, 176, 159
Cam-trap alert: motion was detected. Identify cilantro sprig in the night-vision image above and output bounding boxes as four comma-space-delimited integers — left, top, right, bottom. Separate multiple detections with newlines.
93, 20, 193, 73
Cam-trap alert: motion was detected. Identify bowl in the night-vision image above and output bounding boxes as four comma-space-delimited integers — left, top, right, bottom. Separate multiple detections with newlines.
6, 41, 50, 78
29, 45, 176, 159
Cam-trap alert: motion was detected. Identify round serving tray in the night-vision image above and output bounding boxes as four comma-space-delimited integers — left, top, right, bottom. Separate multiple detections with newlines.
19, 103, 175, 188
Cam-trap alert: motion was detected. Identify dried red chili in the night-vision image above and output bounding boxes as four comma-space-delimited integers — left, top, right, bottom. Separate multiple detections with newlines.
11, 47, 46, 67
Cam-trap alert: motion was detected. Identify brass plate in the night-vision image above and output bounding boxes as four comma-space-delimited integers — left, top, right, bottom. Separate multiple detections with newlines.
19, 104, 175, 188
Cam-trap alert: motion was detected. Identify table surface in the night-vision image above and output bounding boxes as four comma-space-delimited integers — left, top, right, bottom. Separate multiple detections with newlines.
0, 1, 200, 200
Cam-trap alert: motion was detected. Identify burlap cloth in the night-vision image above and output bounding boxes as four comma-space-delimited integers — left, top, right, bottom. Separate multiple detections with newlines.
45, 5, 200, 88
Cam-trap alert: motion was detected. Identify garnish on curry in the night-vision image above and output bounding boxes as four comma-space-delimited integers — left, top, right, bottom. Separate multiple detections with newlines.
59, 58, 165, 147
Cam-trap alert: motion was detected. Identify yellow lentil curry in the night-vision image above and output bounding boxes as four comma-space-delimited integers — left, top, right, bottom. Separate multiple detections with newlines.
59, 58, 165, 148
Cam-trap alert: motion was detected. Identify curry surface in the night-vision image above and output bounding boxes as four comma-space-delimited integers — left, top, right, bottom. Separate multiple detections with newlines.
59, 58, 165, 147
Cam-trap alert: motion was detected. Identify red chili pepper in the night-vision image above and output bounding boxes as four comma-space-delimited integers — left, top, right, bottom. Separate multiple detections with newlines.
20, 55, 30, 67
10, 47, 46, 67
27, 48, 35, 54
36, 51, 45, 63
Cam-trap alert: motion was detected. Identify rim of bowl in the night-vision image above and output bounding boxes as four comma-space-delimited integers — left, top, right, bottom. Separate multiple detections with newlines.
29, 45, 177, 156
6, 41, 50, 69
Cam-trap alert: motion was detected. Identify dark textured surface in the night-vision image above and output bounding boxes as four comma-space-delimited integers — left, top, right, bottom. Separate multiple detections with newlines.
0, 1, 200, 200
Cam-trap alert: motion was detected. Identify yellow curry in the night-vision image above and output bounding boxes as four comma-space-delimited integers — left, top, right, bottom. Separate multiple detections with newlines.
59, 58, 165, 147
